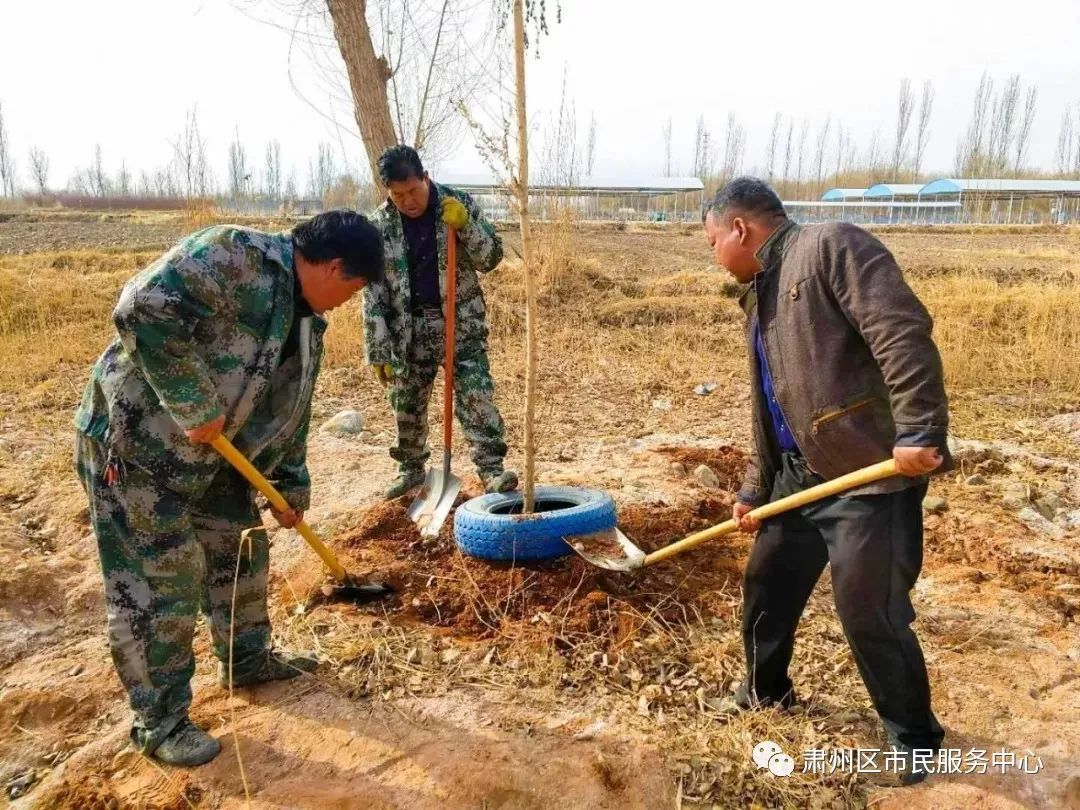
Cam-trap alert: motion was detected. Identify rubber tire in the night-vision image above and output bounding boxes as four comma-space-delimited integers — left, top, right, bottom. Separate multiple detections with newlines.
454, 486, 617, 561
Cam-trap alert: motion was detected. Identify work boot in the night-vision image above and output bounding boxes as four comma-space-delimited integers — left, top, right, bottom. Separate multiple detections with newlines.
482, 468, 519, 494
219, 648, 319, 689
152, 720, 221, 767
385, 469, 426, 500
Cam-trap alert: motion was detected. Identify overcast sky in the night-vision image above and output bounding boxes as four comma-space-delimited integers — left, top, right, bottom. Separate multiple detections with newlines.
2, 0, 1079, 193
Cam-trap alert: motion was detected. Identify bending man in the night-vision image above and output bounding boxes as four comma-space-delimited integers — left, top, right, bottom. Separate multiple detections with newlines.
74, 211, 384, 766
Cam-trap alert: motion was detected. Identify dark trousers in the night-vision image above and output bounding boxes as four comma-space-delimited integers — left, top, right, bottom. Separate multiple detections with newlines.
741, 453, 945, 750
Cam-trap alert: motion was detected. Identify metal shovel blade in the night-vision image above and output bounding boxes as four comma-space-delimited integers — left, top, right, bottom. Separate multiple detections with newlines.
407, 463, 461, 538
566, 526, 648, 572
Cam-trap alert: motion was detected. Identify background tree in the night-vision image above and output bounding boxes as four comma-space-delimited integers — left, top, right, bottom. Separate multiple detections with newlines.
264, 139, 283, 199
172, 107, 210, 199
28, 146, 49, 196
912, 80, 935, 180
765, 112, 781, 182
720, 112, 744, 185
228, 132, 250, 200
90, 145, 109, 198
1014, 87, 1037, 174
1056, 110, 1074, 175
890, 77, 913, 181
0, 103, 17, 197
585, 112, 596, 176
813, 116, 831, 195
116, 161, 132, 197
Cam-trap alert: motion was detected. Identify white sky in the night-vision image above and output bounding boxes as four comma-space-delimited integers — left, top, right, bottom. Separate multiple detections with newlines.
2, 0, 1079, 191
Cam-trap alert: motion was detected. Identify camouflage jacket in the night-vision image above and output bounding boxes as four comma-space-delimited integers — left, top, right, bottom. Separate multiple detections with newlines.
363, 182, 503, 371
74, 225, 324, 509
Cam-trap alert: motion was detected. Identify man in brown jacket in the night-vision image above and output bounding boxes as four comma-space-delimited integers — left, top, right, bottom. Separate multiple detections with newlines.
704, 177, 952, 785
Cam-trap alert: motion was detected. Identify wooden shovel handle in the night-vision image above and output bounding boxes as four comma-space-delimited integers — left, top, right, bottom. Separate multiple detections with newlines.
210, 435, 348, 581
642, 458, 900, 566
443, 226, 456, 449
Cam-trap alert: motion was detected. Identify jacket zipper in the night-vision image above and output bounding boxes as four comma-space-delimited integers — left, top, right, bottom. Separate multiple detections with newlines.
811, 396, 879, 435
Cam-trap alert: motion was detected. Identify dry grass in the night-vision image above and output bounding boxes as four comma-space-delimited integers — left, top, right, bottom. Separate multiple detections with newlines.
917, 273, 1080, 396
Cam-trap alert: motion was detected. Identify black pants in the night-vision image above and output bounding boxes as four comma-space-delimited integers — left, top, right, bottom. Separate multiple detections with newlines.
741, 453, 945, 750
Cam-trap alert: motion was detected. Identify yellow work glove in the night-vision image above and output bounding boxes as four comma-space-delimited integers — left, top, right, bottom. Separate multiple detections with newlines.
372, 363, 394, 386
440, 197, 469, 230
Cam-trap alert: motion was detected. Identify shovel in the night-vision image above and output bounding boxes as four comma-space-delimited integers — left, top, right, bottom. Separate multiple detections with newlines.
407, 224, 462, 538
570, 458, 901, 572
210, 435, 393, 603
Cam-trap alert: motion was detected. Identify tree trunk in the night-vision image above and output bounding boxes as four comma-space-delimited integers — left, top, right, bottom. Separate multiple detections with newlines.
513, 0, 537, 514
325, 0, 399, 190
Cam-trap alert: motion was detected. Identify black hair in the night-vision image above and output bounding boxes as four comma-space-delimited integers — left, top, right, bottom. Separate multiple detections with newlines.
377, 144, 426, 185
292, 209, 384, 282
704, 176, 787, 224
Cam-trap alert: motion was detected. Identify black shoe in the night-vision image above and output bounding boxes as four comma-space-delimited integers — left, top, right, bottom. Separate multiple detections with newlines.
885, 739, 937, 786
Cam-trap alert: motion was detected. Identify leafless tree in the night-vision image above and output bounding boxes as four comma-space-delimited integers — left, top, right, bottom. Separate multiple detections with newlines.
285, 170, 299, 200
1056, 110, 1074, 175
228, 133, 250, 199
585, 112, 596, 176
116, 161, 132, 197
890, 77, 913, 181
1014, 86, 1037, 174
813, 116, 831, 195
662, 115, 673, 176
172, 107, 210, 199
765, 112, 781, 182
832, 123, 845, 184
720, 113, 744, 183
309, 142, 337, 199
692, 115, 705, 179
988, 74, 1021, 173
781, 117, 794, 194
956, 72, 993, 176
1074, 104, 1080, 177
912, 80, 934, 180
323, 0, 402, 185
28, 146, 49, 195
90, 145, 109, 198
0, 103, 16, 197
246, 1, 499, 190
794, 119, 809, 197
264, 139, 282, 199
865, 128, 883, 184
538, 65, 579, 190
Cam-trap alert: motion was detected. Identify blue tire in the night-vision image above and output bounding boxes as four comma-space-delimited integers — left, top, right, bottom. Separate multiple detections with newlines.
454, 486, 617, 561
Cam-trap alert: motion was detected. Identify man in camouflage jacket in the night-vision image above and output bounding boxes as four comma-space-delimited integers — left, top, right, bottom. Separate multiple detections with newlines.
73, 211, 383, 767
363, 145, 516, 498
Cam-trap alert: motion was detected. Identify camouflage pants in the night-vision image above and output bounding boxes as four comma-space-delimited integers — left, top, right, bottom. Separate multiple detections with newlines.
389, 309, 508, 476
75, 432, 271, 754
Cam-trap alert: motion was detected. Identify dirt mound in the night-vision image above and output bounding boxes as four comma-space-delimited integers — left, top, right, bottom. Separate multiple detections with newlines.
297, 489, 748, 648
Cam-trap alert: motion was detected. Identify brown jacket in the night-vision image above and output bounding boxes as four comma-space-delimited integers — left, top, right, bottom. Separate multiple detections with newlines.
737, 219, 953, 506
